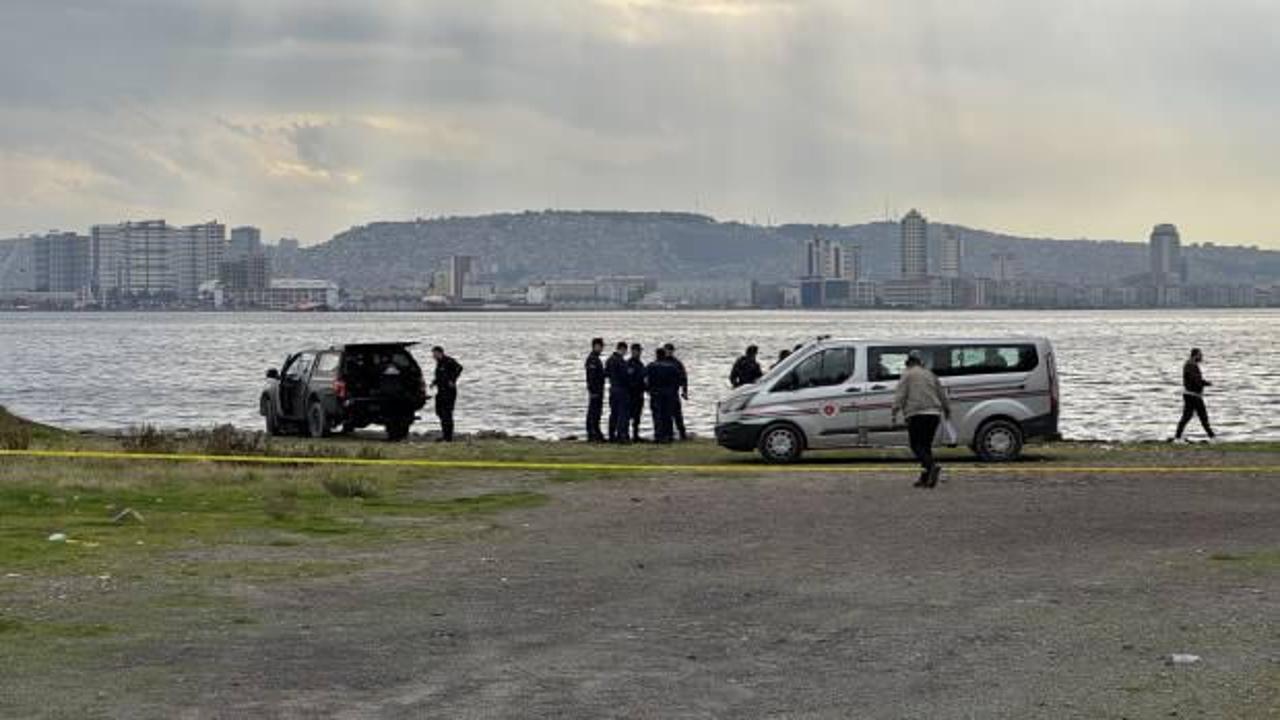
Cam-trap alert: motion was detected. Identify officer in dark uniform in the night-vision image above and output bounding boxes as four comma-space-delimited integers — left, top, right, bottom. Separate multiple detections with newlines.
584, 338, 605, 442
430, 346, 463, 442
730, 345, 764, 387
663, 342, 689, 440
605, 341, 631, 443
627, 343, 646, 441
646, 347, 680, 443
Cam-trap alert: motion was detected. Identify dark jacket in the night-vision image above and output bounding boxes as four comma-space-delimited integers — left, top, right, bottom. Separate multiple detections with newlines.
1183, 361, 1210, 395
646, 359, 681, 397
670, 357, 688, 395
730, 355, 763, 387
605, 351, 629, 391
626, 356, 646, 395
433, 355, 463, 395
585, 352, 605, 394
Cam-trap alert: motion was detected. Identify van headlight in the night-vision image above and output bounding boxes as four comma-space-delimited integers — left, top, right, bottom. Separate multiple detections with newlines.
721, 392, 755, 414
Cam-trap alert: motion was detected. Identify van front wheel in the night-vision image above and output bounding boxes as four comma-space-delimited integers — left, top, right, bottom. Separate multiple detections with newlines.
758, 424, 804, 463
973, 419, 1023, 462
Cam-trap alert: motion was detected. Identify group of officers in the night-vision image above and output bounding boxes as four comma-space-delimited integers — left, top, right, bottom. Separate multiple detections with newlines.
584, 339, 690, 443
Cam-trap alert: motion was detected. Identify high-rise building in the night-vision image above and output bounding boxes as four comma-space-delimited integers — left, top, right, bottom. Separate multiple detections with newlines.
218, 254, 271, 291
91, 220, 227, 301
0, 232, 90, 293
846, 244, 862, 281
802, 236, 847, 279
446, 255, 475, 301
229, 226, 263, 258
990, 253, 1020, 282
940, 228, 963, 278
1149, 223, 1183, 286
900, 209, 928, 278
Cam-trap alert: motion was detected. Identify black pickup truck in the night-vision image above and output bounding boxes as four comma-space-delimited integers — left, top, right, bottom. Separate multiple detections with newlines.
260, 342, 427, 440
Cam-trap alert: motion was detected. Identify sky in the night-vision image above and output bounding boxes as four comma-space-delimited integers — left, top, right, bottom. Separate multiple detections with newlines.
1, 0, 1278, 247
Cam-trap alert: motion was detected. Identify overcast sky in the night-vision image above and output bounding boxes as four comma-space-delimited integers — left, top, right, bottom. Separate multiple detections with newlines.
1, 0, 1277, 247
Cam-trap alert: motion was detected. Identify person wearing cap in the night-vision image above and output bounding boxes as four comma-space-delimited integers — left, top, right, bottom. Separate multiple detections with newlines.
1172, 347, 1216, 442
892, 351, 951, 488
584, 338, 606, 442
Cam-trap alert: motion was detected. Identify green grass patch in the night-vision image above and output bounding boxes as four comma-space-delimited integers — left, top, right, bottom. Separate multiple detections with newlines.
1208, 550, 1280, 571
0, 618, 115, 639
0, 458, 550, 576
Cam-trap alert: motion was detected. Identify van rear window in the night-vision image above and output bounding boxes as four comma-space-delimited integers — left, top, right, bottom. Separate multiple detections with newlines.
870, 344, 1038, 381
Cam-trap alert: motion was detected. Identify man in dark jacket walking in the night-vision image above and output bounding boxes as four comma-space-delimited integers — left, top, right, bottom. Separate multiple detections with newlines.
663, 342, 689, 440
430, 346, 463, 442
584, 338, 605, 442
730, 345, 763, 387
646, 347, 681, 443
1173, 347, 1216, 442
605, 341, 631, 443
627, 343, 646, 441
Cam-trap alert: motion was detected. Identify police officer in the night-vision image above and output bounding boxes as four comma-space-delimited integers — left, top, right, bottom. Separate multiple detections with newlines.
627, 343, 646, 442
730, 345, 763, 387
663, 342, 689, 441
584, 338, 605, 442
605, 341, 631, 443
430, 346, 463, 443
646, 347, 681, 443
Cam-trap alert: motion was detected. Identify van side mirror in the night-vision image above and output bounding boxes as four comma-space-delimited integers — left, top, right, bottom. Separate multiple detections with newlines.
266, 369, 280, 380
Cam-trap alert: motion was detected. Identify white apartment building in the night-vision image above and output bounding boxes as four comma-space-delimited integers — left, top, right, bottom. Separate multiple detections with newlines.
91, 220, 227, 301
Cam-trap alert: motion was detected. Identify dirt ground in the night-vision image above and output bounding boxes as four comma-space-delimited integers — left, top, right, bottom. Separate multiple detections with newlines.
3, 459, 1279, 719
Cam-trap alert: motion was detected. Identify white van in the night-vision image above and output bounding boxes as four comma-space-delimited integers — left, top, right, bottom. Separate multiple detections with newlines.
715, 336, 1060, 463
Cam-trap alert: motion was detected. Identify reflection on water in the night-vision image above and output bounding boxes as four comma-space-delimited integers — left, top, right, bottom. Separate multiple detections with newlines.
1, 309, 1277, 442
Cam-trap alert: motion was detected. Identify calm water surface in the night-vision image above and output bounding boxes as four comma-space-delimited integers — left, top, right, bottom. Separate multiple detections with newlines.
2, 310, 1277, 442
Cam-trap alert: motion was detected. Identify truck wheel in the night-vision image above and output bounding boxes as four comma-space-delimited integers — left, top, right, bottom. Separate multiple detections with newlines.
307, 401, 330, 439
758, 424, 804, 463
973, 419, 1023, 462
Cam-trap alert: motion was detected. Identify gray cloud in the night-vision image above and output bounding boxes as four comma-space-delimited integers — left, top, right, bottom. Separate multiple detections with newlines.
1, 0, 1278, 246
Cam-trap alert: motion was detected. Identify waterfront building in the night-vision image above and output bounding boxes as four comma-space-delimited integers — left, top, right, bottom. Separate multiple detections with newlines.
229, 226, 263, 258
91, 219, 226, 302
446, 255, 475, 302
1149, 223, 1185, 306
940, 228, 963, 278
900, 209, 928, 278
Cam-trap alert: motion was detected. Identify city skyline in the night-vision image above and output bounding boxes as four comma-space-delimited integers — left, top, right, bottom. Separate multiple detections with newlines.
2, 2, 1280, 248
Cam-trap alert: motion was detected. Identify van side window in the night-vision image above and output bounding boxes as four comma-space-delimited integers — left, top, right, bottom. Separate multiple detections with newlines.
945, 345, 1038, 376
869, 347, 915, 381
779, 348, 855, 391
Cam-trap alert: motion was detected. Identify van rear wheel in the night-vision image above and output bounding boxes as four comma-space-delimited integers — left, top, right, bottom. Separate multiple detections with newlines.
758, 424, 804, 463
973, 419, 1023, 462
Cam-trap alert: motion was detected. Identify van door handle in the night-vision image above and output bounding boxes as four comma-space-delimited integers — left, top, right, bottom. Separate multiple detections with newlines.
869, 384, 887, 391
845, 387, 863, 393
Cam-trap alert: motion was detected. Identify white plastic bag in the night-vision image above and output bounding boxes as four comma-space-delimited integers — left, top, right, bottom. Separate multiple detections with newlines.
939, 419, 958, 446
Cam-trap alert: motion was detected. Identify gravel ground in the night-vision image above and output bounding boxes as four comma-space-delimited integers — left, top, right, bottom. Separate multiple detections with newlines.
5, 464, 1279, 719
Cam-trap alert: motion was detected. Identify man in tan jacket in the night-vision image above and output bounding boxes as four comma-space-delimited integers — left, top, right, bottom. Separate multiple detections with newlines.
892, 352, 951, 488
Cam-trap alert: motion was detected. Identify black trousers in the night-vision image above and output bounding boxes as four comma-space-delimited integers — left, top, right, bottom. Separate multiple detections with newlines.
907, 414, 942, 471
586, 393, 604, 441
650, 393, 675, 442
435, 390, 457, 441
629, 394, 645, 440
1176, 395, 1214, 438
608, 388, 631, 442
671, 396, 687, 439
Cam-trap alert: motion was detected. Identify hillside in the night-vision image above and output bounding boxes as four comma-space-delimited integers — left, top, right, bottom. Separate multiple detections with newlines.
273, 211, 1280, 288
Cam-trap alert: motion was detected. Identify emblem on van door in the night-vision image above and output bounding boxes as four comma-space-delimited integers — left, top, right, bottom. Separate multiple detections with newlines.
822, 404, 838, 417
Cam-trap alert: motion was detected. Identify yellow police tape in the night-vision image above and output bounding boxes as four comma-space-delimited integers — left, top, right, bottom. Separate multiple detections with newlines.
0, 448, 1277, 475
